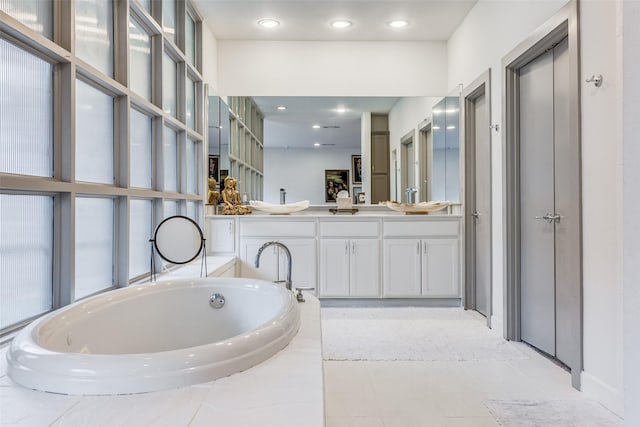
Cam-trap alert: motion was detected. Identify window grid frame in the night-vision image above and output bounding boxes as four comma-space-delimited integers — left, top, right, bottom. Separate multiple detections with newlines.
0, 0, 205, 335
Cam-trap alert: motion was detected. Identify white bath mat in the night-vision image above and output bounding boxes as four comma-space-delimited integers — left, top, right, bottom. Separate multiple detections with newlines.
321, 307, 528, 362
484, 399, 623, 427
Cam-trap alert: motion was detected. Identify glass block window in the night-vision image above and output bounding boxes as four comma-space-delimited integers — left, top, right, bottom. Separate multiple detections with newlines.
185, 12, 196, 65
162, 52, 177, 117
137, 0, 151, 14
163, 126, 178, 192
0, 0, 52, 38
186, 138, 196, 194
163, 199, 178, 218
162, 0, 176, 43
129, 16, 152, 102
186, 77, 196, 130
75, 0, 114, 77
0, 194, 53, 329
130, 108, 152, 189
186, 200, 196, 220
0, 38, 53, 177
129, 199, 152, 279
75, 197, 114, 299
76, 79, 114, 184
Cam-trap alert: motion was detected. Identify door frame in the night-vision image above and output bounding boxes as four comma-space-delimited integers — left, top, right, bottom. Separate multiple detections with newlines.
502, 0, 583, 388
462, 69, 492, 328
418, 118, 432, 202
400, 130, 414, 201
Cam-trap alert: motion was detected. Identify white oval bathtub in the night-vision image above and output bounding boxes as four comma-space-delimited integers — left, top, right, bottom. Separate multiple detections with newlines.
6, 278, 300, 395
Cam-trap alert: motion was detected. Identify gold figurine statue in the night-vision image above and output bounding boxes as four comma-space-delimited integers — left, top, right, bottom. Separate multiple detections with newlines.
207, 177, 219, 205
221, 176, 251, 215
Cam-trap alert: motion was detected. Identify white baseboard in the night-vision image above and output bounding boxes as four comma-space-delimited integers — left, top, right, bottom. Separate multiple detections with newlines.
581, 371, 624, 418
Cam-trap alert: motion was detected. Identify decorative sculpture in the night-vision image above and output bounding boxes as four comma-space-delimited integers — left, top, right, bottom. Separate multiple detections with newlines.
221, 176, 251, 215
207, 177, 219, 205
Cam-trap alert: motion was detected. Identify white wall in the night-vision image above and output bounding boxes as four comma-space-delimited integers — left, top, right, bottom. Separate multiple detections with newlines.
201, 22, 219, 91
447, 0, 568, 337
263, 148, 359, 205
448, 0, 626, 416
578, 0, 624, 415
388, 97, 441, 201
216, 41, 448, 96
622, 1, 640, 424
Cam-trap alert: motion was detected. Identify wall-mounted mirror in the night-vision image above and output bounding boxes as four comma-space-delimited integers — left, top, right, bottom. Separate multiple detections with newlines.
430, 95, 460, 202
207, 96, 461, 205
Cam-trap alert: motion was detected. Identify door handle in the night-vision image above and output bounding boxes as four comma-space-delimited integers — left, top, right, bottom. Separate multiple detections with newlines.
471, 211, 480, 219
352, 242, 355, 254
534, 213, 561, 223
417, 241, 420, 255
345, 242, 349, 255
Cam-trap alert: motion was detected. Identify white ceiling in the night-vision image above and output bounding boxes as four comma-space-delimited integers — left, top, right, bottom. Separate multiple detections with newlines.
193, 1, 477, 42
253, 96, 401, 148
198, 1, 475, 148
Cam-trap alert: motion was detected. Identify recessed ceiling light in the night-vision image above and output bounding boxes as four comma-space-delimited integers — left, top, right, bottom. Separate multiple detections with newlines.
335, 107, 347, 113
312, 124, 321, 129
331, 20, 352, 29
277, 105, 287, 110
314, 142, 321, 147
258, 19, 280, 29
388, 20, 409, 28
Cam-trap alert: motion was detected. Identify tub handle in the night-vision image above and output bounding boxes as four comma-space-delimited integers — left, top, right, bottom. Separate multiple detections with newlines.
209, 293, 225, 309
295, 287, 315, 303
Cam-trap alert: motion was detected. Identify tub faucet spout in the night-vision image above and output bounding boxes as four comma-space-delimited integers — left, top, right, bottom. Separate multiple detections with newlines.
254, 241, 293, 291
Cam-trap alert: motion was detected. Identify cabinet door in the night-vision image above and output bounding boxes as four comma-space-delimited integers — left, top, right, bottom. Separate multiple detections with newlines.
277, 238, 317, 291
319, 239, 351, 297
383, 239, 421, 297
240, 239, 279, 281
350, 239, 380, 297
422, 239, 459, 297
208, 219, 235, 254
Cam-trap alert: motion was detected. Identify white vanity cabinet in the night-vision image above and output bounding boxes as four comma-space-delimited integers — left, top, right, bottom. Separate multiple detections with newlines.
318, 220, 381, 298
238, 219, 317, 291
206, 217, 236, 254
382, 219, 460, 298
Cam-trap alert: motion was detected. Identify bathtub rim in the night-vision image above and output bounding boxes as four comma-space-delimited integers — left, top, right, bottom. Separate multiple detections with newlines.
6, 277, 300, 395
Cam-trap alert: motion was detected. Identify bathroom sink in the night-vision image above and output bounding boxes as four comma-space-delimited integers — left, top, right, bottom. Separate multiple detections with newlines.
384, 201, 449, 214
249, 200, 310, 214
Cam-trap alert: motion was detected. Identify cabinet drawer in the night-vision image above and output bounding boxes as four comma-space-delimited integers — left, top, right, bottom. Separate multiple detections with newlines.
240, 220, 316, 237
383, 220, 459, 237
320, 221, 379, 237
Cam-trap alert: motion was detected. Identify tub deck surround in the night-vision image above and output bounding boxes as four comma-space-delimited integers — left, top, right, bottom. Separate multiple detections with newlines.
206, 209, 463, 301
0, 293, 323, 427
7, 278, 300, 395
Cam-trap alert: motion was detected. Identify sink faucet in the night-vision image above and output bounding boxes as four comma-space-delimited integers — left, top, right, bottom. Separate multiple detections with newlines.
254, 241, 292, 291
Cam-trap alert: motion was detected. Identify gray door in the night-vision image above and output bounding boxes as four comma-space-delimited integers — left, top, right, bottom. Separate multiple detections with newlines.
419, 126, 432, 202
519, 38, 571, 362
472, 93, 491, 317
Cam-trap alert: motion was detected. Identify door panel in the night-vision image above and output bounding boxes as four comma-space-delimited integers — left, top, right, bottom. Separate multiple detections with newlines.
519, 48, 557, 356
422, 239, 459, 297
473, 93, 491, 317
277, 238, 317, 291
551, 38, 578, 367
383, 239, 421, 297
320, 239, 350, 297
350, 240, 380, 297
241, 240, 279, 281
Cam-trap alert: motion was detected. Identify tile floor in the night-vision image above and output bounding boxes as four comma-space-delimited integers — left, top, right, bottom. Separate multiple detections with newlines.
322, 308, 620, 427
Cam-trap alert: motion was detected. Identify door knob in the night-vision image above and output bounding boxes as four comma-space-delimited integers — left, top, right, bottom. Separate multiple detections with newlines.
471, 211, 480, 219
